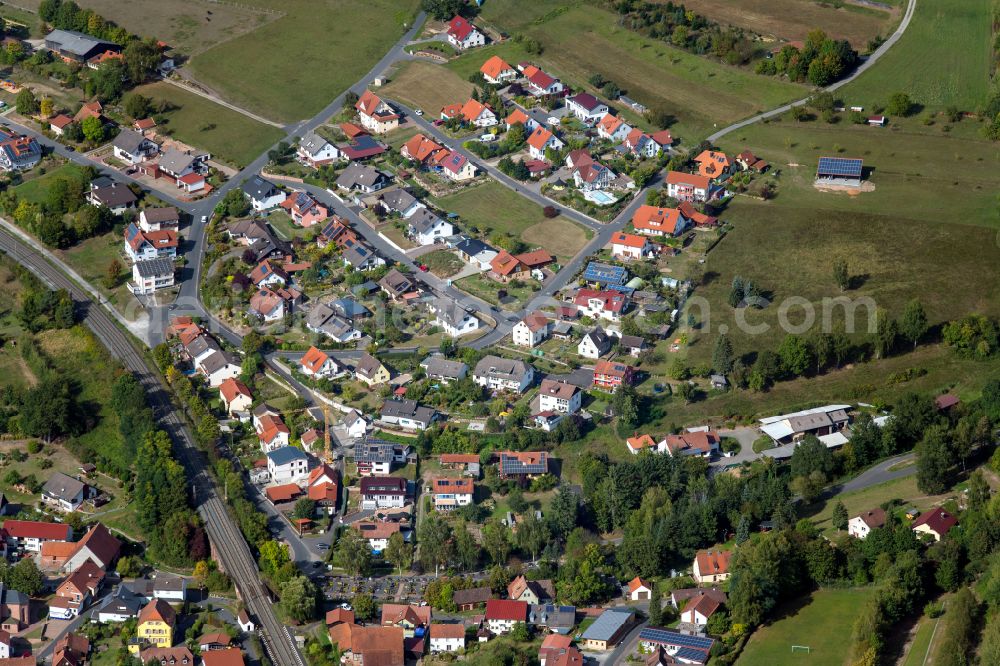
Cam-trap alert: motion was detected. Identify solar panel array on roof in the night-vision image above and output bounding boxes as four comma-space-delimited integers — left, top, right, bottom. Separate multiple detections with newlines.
816, 157, 863, 178
583, 261, 627, 285
638, 627, 715, 650
125, 223, 140, 241
500, 452, 547, 475
606, 284, 635, 296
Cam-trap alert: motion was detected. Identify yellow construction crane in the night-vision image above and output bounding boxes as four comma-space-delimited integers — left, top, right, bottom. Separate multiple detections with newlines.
323, 403, 333, 463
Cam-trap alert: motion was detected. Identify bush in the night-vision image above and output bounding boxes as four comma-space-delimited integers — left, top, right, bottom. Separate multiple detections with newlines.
542, 206, 558, 218
26, 441, 42, 454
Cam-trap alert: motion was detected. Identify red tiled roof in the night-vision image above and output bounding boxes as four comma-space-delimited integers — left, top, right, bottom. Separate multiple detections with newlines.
594, 359, 633, 378
300, 346, 331, 374
447, 15, 476, 41
432, 477, 474, 494
3, 520, 72, 541
666, 170, 711, 190
695, 549, 732, 576
484, 599, 527, 622
219, 378, 252, 403
200, 648, 243, 666
612, 231, 649, 249
440, 454, 480, 464
628, 576, 651, 593
431, 623, 465, 639
514, 249, 553, 268
912, 507, 958, 536
481, 55, 513, 80
527, 126, 555, 151
265, 484, 301, 503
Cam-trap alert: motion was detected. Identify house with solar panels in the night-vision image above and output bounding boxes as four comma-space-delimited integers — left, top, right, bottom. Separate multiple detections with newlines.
638, 627, 715, 664
815, 156, 864, 188
497, 451, 549, 481
582, 261, 628, 287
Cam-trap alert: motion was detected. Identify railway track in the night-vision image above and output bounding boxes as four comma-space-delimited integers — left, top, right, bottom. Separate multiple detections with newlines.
0, 228, 304, 666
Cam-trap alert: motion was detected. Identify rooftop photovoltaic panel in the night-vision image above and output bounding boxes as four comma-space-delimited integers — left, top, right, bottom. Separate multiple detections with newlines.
638, 627, 715, 650
583, 261, 627, 285
816, 156, 863, 178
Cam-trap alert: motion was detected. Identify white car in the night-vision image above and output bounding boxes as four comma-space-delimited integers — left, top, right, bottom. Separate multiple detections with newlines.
547, 116, 560, 125
479, 134, 496, 143
415, 109, 424, 116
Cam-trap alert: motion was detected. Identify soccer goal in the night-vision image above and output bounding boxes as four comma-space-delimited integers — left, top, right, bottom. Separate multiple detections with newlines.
791, 646, 812, 654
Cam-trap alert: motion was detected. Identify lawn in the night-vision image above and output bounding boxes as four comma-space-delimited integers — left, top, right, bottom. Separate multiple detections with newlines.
430, 180, 590, 260
803, 474, 947, 535
455, 272, 539, 311
421, 249, 465, 278
738, 587, 876, 666
186, 0, 421, 122
381, 60, 475, 118
13, 162, 89, 207
839, 0, 992, 111
135, 82, 285, 167
461, 1, 805, 139
58, 232, 146, 321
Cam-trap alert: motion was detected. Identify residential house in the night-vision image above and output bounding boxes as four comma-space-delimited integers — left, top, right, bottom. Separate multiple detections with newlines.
578, 327, 611, 359
497, 451, 549, 480
379, 269, 415, 302
124, 223, 178, 262
848, 508, 886, 539
54, 522, 120, 573
626, 434, 657, 455
241, 176, 285, 212
377, 187, 425, 218
326, 608, 355, 628
912, 508, 958, 542
663, 431, 720, 458
401, 133, 446, 164
266, 446, 310, 485
431, 477, 474, 511
735, 149, 769, 172
0, 585, 28, 631
692, 549, 732, 584
92, 585, 145, 623
248, 286, 298, 322
505, 108, 539, 133
508, 576, 555, 605
446, 15, 486, 49
337, 134, 387, 162
627, 577, 652, 601
453, 587, 492, 612
359, 477, 407, 510
200, 648, 243, 666
433, 150, 478, 181
306, 304, 361, 344
158, 148, 209, 180
128, 599, 176, 654
520, 64, 565, 96
430, 624, 465, 653
379, 399, 436, 430
299, 346, 340, 379
539, 635, 578, 666
50, 561, 104, 619
381, 603, 431, 640
219, 378, 253, 416
113, 129, 158, 165
489, 250, 528, 282
473, 355, 534, 394
670, 587, 726, 610
597, 113, 632, 142
90, 181, 138, 215
582, 260, 628, 287
758, 405, 851, 445
580, 608, 635, 651
129, 257, 175, 295
307, 464, 340, 511
516, 249, 554, 276
248, 259, 288, 287
512, 311, 550, 347
355, 90, 399, 133
665, 170, 713, 203
335, 163, 391, 193
592, 359, 635, 392
528, 604, 576, 635
53, 633, 90, 666
197, 634, 232, 651
565, 150, 614, 191
638, 628, 714, 664
420, 356, 469, 384
484, 600, 528, 635
197, 349, 241, 388
254, 404, 290, 452
566, 93, 609, 124
0, 134, 42, 172
620, 128, 659, 159
694, 150, 731, 179
281, 191, 329, 228
481, 55, 516, 84
526, 126, 563, 160
49, 114, 74, 136
457, 98, 497, 127
41, 473, 90, 512
340, 241, 385, 270
328, 624, 404, 665
297, 132, 341, 167
408, 208, 453, 245
455, 237, 498, 271
355, 353, 391, 386
3, 520, 72, 552
611, 231, 657, 260
431, 299, 480, 337
619, 335, 648, 356
574, 288, 628, 322
139, 207, 180, 232
538, 379, 581, 415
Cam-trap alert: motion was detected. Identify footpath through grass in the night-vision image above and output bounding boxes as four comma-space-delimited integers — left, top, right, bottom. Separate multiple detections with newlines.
738, 587, 875, 666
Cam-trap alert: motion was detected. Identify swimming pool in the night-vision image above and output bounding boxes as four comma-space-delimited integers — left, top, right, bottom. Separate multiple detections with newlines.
584, 190, 618, 205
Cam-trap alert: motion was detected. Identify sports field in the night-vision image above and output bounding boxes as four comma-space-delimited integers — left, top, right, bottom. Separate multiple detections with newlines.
381, 61, 475, 118
738, 588, 875, 666
135, 82, 285, 167
840, 0, 992, 111
464, 1, 804, 140
186, 0, 420, 121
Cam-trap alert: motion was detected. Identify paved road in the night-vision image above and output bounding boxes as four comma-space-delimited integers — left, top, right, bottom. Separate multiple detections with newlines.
603, 618, 649, 665
835, 452, 915, 494
706, 0, 918, 142
0, 228, 304, 666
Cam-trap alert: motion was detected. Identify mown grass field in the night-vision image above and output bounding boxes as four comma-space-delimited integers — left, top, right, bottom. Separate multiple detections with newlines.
136, 82, 285, 167
840, 0, 992, 111
431, 180, 590, 260
382, 61, 475, 117
187, 0, 420, 121
738, 587, 876, 666
803, 474, 946, 534
462, 1, 804, 140
680, 0, 895, 47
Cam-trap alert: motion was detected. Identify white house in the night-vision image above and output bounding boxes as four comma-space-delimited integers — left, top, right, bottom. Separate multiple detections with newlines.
237, 611, 255, 633
526, 127, 564, 161
299, 346, 340, 379
359, 477, 407, 511
435, 151, 478, 181
431, 477, 474, 511
610, 231, 657, 261
112, 129, 158, 165
242, 175, 285, 211
566, 93, 609, 124
129, 257, 175, 295
481, 55, 516, 84
459, 99, 498, 127
512, 311, 550, 347
254, 405, 291, 452
430, 624, 466, 653
138, 207, 180, 232
680, 594, 721, 628
484, 600, 528, 635
521, 64, 564, 96
431, 299, 480, 337
473, 355, 534, 394
199, 350, 241, 388
627, 577, 652, 602
343, 409, 369, 439
219, 378, 253, 416
408, 208, 453, 246
355, 90, 399, 134
266, 446, 310, 485
446, 15, 486, 49
578, 327, 611, 359
124, 223, 178, 263
692, 549, 732, 584
848, 508, 886, 539
537, 379, 581, 415
666, 170, 712, 203
297, 131, 341, 167
597, 114, 632, 142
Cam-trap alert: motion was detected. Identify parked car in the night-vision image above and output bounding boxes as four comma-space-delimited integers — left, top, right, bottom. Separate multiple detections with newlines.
479, 134, 496, 143
415, 109, 424, 116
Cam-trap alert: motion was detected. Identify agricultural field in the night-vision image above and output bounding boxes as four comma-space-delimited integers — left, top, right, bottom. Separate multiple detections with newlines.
381, 61, 475, 118
186, 0, 421, 121
465, 0, 804, 139
430, 180, 591, 261
738, 587, 876, 665
839, 0, 992, 111
681, 0, 896, 48
135, 82, 285, 167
